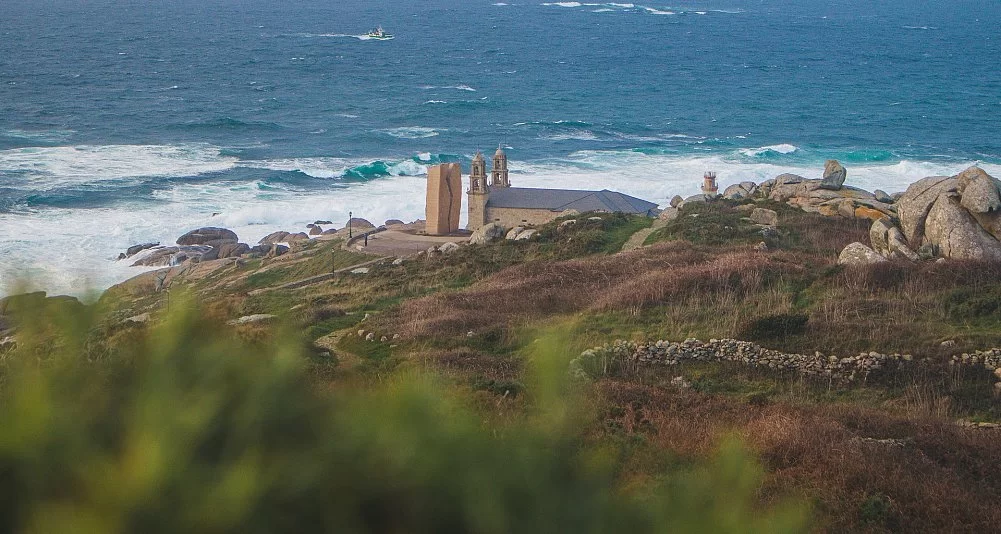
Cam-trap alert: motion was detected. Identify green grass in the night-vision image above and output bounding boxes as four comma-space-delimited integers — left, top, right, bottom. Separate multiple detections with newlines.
646, 202, 763, 247
244, 243, 370, 290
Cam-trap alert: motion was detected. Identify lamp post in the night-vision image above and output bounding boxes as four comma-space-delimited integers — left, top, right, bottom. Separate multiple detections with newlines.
348, 211, 352, 239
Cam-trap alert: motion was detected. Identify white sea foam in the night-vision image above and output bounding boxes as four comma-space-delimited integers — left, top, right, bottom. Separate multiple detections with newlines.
381, 127, 441, 139
2, 129, 75, 143
3, 145, 1000, 297
540, 130, 600, 141
0, 144, 237, 189
542, 2, 582, 8
641, 6, 675, 15
739, 144, 799, 157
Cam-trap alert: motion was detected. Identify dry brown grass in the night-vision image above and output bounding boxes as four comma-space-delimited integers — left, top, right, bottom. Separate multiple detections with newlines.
597, 380, 1001, 533
392, 242, 812, 340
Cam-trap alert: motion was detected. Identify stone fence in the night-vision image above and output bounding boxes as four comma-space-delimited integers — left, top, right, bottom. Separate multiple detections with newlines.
572, 338, 1001, 388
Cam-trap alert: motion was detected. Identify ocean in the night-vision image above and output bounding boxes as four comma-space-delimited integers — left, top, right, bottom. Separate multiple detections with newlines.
1, 0, 1000, 296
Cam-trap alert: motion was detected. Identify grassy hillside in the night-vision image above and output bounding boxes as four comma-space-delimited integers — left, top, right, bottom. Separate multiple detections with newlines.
4, 203, 1001, 531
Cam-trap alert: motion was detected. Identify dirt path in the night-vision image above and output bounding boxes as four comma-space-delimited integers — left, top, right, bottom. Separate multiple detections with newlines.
621, 219, 667, 252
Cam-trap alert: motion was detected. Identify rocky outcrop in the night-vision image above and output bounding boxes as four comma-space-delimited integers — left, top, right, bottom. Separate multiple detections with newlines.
723, 181, 758, 200
874, 189, 894, 204
470, 223, 506, 245
345, 218, 375, 230
384, 219, 405, 227
505, 227, 525, 240
820, 160, 847, 190
956, 166, 1001, 214
670, 195, 683, 208
658, 207, 680, 222
259, 231, 290, 245
749, 208, 778, 226
896, 176, 958, 245
924, 193, 1001, 261
124, 242, 159, 258
864, 167, 1001, 262
176, 227, 238, 246
838, 242, 887, 265
131, 245, 212, 267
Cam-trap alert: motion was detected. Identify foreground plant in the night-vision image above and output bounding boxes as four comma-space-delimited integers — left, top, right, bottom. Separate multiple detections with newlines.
0, 298, 807, 533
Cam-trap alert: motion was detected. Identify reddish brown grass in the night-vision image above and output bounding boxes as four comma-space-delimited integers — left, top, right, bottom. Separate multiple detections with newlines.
597, 380, 1001, 533
393, 242, 812, 339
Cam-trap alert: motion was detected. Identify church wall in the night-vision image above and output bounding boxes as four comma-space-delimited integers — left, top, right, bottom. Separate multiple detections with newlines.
467, 192, 489, 231
485, 207, 560, 228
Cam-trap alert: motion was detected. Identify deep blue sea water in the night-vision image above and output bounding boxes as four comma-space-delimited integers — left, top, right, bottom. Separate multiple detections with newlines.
2, 0, 1000, 295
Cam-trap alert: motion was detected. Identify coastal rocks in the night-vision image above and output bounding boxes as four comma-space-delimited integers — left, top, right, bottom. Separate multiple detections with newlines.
470, 222, 506, 245
515, 229, 537, 240
874, 189, 894, 204
838, 242, 887, 265
864, 167, 1001, 262
820, 160, 847, 190
385, 219, 405, 227
176, 227, 238, 246
924, 193, 1001, 261
131, 245, 212, 267
203, 242, 250, 261
658, 207, 680, 222
870, 219, 919, 261
723, 181, 758, 200
259, 231, 290, 245
670, 195, 684, 208
285, 232, 310, 243
439, 241, 461, 254
124, 242, 159, 258
345, 218, 375, 231
956, 166, 1001, 214
308, 226, 323, 236
749, 208, 778, 226
505, 226, 525, 240
265, 244, 289, 258
896, 176, 957, 245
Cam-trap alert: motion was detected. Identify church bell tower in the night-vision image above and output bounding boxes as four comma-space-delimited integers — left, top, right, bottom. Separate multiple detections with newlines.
467, 151, 490, 230
490, 146, 510, 188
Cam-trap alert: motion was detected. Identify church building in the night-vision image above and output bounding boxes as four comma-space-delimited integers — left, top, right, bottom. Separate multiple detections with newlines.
466, 148, 659, 231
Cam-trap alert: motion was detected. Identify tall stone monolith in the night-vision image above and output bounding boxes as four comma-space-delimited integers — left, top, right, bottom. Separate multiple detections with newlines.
426, 163, 462, 235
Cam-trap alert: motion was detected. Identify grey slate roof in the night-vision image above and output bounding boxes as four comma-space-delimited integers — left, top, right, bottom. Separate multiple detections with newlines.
485, 187, 659, 215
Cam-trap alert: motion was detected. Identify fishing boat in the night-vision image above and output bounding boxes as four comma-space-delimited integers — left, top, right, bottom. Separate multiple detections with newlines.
365, 27, 394, 40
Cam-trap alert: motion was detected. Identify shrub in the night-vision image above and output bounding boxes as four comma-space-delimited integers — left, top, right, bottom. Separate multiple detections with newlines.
0, 299, 808, 533
738, 313, 809, 342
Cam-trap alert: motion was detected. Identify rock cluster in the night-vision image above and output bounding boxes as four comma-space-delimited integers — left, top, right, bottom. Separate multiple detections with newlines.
837, 166, 1001, 264
126, 226, 287, 268
470, 222, 539, 244
757, 167, 896, 221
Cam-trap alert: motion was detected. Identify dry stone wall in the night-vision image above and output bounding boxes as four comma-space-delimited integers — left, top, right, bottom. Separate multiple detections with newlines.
574, 338, 1001, 391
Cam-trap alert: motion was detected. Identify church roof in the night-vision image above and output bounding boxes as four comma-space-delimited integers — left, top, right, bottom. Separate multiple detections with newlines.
485, 187, 659, 215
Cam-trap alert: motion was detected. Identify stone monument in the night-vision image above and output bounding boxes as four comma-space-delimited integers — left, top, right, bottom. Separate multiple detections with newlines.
426, 163, 462, 235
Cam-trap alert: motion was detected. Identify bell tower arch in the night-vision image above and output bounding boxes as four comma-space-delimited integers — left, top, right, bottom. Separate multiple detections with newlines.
491, 146, 510, 188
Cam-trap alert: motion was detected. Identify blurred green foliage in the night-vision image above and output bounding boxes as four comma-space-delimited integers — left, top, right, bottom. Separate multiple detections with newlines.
0, 297, 807, 533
